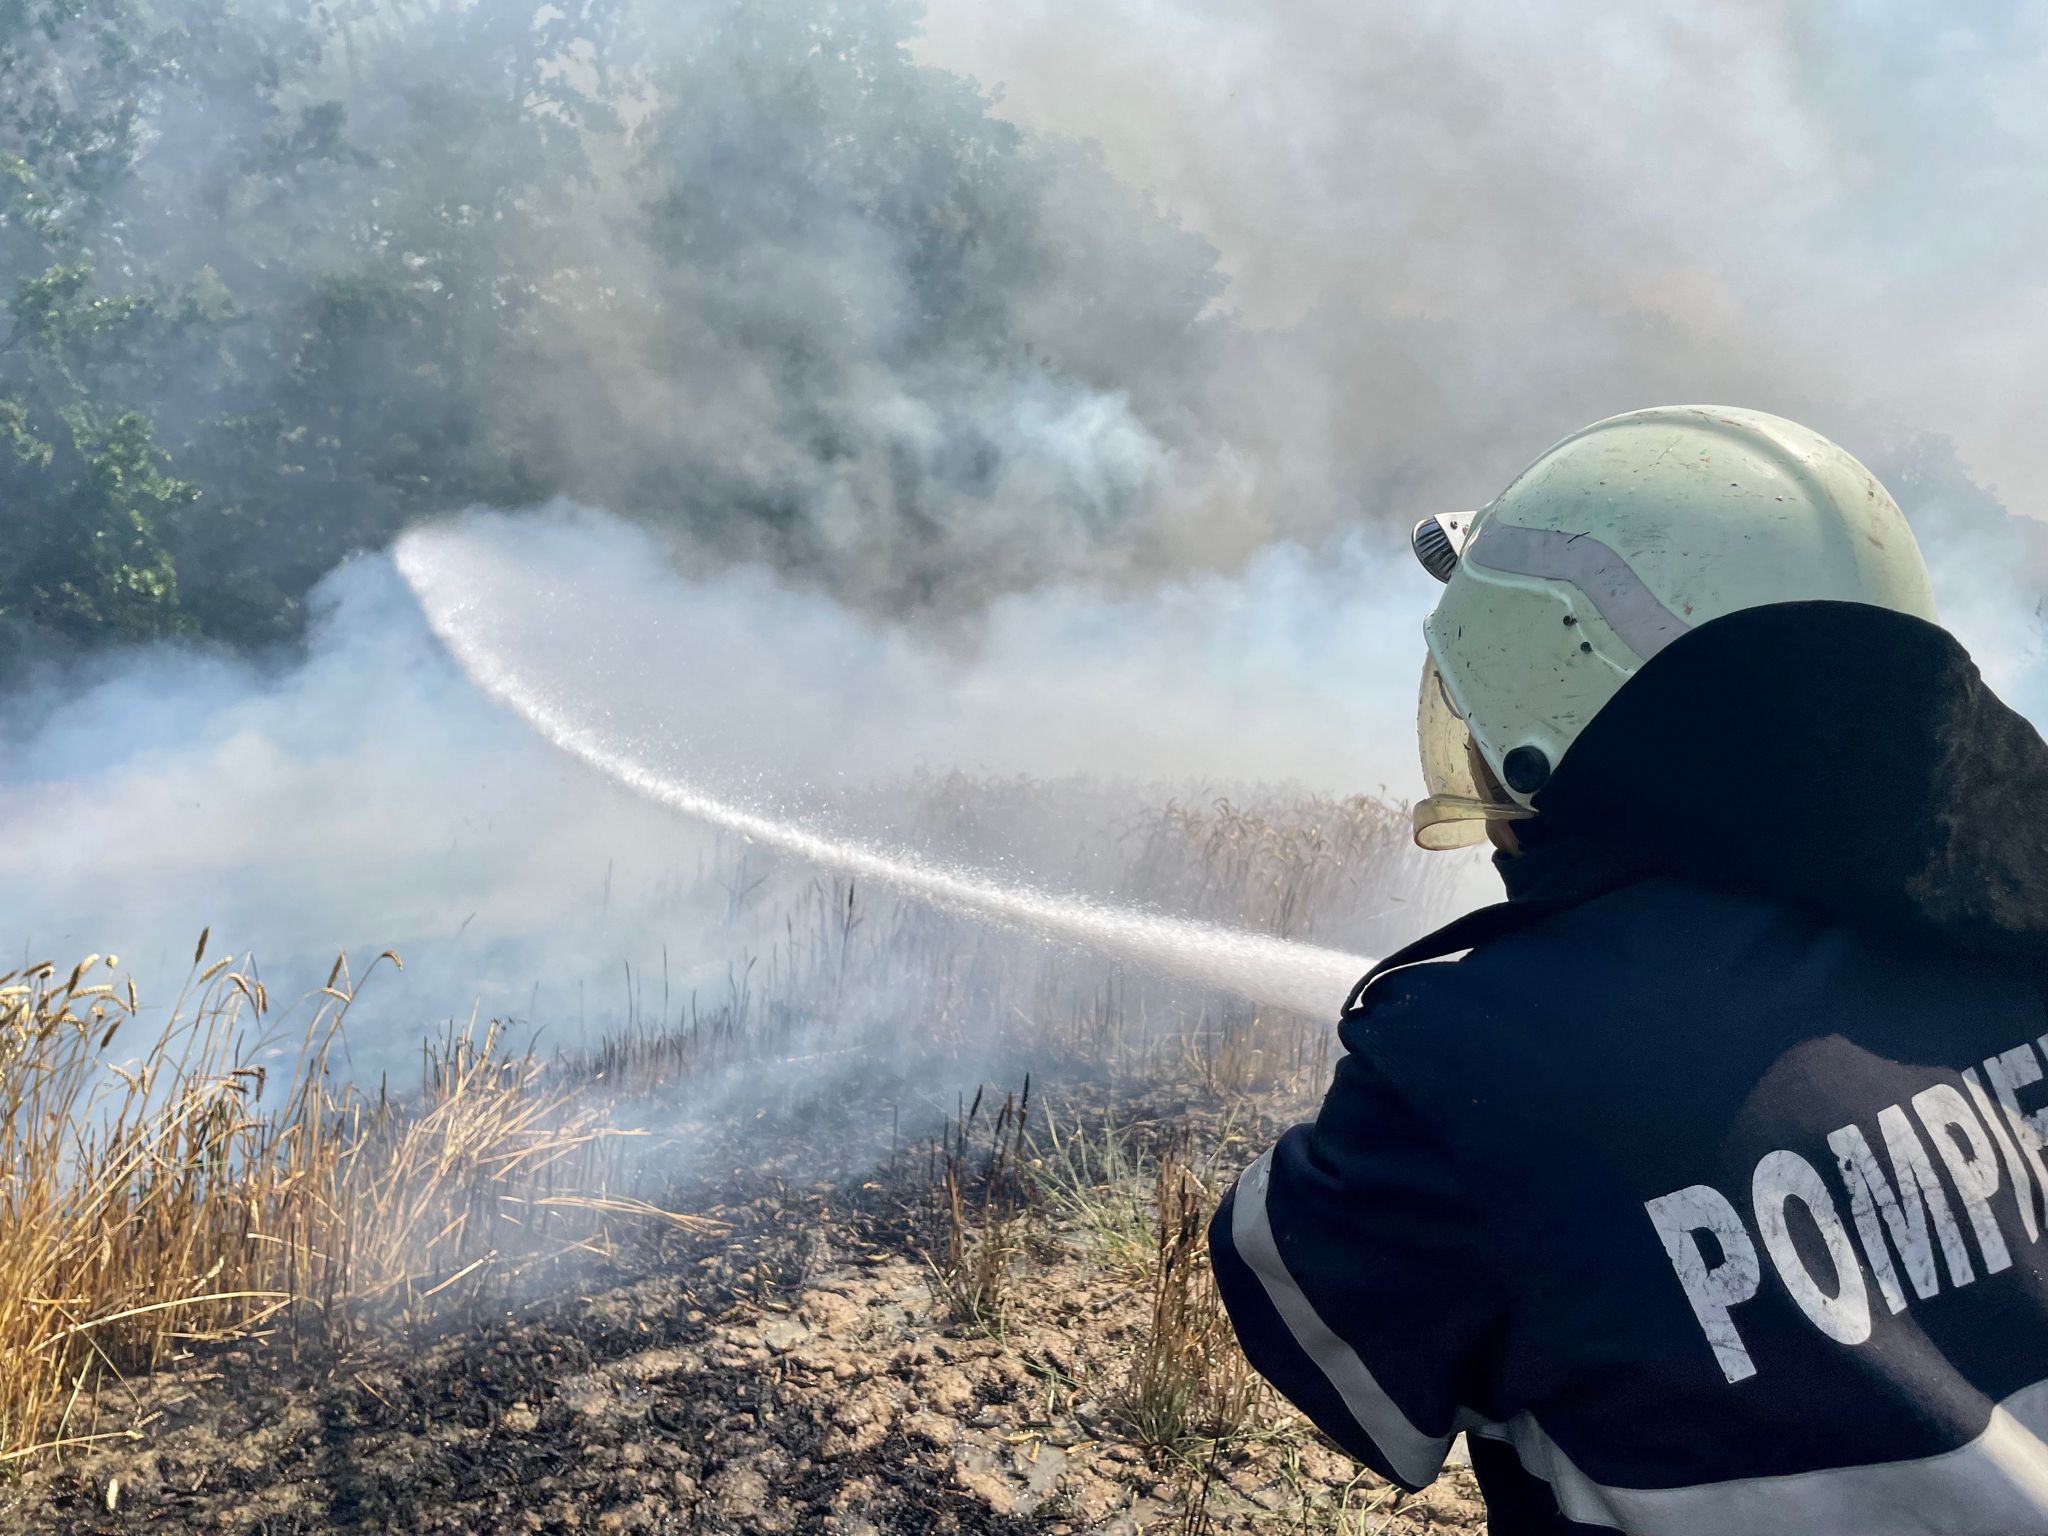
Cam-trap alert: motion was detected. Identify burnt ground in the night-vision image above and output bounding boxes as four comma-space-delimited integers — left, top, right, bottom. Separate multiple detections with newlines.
1, 1079, 1489, 1536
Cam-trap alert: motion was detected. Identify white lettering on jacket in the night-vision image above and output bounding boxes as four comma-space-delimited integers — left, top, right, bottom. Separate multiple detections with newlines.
1647, 1035, 2048, 1384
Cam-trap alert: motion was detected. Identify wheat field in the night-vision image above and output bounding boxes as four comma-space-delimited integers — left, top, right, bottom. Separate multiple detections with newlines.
0, 935, 722, 1468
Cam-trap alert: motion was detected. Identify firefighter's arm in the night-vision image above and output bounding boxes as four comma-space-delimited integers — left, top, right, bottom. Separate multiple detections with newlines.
1208, 1047, 1502, 1490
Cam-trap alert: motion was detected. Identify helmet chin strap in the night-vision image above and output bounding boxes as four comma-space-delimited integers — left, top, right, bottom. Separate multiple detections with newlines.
1412, 732, 1537, 850
1413, 654, 1537, 851
1412, 793, 1537, 851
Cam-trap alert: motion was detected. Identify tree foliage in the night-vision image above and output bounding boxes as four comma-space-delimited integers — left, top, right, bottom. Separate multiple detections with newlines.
0, 0, 1225, 652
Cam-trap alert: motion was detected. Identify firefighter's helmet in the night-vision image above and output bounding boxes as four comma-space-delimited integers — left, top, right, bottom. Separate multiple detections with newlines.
1412, 406, 1939, 850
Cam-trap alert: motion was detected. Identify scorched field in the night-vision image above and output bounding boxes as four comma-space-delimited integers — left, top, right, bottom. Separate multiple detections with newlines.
0, 780, 1489, 1536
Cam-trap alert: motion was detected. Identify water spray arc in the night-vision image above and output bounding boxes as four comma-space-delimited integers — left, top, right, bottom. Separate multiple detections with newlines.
395, 530, 1373, 1021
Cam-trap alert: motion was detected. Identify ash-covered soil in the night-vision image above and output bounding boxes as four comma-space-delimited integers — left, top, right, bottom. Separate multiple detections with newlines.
3, 1085, 1487, 1536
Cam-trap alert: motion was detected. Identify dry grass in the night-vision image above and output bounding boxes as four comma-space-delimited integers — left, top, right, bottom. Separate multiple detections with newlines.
1115, 1133, 1266, 1456
922, 1082, 1034, 1332
1123, 794, 1450, 951
0, 935, 716, 1469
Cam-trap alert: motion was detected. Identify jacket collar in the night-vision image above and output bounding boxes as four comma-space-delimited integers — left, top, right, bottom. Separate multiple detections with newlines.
1528, 601, 2048, 961
1493, 831, 1647, 908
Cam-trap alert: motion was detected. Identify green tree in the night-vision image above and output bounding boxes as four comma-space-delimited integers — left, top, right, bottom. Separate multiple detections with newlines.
0, 2, 194, 639
0, 0, 1229, 655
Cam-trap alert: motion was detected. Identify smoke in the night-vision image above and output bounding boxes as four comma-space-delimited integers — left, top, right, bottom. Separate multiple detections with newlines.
10, 492, 2035, 1079
0, 507, 1462, 1073
914, 0, 2048, 513
395, 515, 1374, 1019
377, 507, 1429, 798
14, 0, 2048, 610
6, 0, 2048, 1083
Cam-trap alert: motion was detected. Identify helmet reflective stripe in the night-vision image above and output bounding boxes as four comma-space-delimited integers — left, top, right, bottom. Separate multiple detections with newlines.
1411, 406, 1940, 848
1464, 523, 1691, 663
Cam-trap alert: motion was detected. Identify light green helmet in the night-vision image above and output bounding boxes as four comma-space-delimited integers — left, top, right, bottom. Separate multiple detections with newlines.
1412, 405, 1940, 850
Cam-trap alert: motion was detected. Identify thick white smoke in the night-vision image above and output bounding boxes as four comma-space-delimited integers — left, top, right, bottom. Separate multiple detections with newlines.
394, 516, 1373, 1019
915, 0, 2048, 512
6, 497, 2043, 1078
2, 507, 1458, 1069
377, 507, 1427, 800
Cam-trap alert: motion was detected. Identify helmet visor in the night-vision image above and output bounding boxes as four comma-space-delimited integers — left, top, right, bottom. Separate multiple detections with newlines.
1413, 655, 1535, 851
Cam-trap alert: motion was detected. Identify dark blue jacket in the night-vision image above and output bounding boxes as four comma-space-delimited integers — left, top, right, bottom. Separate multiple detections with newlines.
1212, 604, 2048, 1535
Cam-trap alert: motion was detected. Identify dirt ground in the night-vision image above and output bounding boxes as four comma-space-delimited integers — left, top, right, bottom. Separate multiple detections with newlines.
1, 1082, 1489, 1536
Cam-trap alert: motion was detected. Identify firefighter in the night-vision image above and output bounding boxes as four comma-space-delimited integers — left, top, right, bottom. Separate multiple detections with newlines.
1209, 405, 2048, 1534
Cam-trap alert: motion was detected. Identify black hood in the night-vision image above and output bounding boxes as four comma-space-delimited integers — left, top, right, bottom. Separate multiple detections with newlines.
1529, 600, 2048, 960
